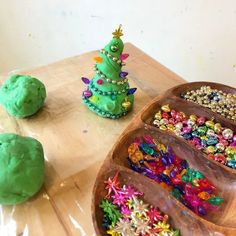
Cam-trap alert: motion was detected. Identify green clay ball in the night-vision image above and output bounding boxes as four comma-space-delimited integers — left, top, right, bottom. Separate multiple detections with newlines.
0, 133, 45, 205
0, 74, 46, 118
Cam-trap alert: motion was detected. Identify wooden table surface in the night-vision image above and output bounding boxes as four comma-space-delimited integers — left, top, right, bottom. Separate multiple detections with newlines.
0, 43, 185, 236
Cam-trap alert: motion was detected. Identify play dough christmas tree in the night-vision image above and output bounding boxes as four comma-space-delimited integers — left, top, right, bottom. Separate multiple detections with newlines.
81, 25, 136, 119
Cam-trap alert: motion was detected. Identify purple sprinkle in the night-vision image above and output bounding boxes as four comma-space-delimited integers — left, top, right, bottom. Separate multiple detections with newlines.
140, 166, 153, 174
127, 88, 137, 95
197, 205, 207, 216
81, 77, 90, 84
170, 170, 177, 178
119, 71, 128, 78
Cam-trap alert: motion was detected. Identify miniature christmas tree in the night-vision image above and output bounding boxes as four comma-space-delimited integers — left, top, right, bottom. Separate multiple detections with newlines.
81, 25, 136, 119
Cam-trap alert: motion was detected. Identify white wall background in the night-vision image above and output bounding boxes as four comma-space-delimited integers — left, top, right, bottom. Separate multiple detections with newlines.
0, 0, 236, 87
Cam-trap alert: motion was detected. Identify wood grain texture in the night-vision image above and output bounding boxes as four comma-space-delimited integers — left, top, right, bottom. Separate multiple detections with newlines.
92, 82, 236, 236
0, 43, 185, 235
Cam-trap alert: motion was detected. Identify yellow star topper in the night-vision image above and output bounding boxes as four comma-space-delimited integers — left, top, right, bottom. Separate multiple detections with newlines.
112, 24, 123, 38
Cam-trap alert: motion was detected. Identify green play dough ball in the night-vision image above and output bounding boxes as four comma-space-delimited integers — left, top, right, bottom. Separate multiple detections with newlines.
0, 133, 45, 205
0, 74, 46, 118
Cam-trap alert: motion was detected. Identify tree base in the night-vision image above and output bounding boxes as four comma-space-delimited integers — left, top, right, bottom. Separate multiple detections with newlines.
82, 96, 129, 119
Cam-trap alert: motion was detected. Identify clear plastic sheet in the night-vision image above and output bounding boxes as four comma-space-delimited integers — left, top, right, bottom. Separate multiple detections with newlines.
0, 61, 151, 235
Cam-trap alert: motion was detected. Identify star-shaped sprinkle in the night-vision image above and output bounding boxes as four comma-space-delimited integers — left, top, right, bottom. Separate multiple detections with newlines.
119, 185, 143, 199
133, 218, 150, 235
104, 172, 120, 198
154, 221, 171, 234
146, 227, 163, 235
101, 173, 180, 235
112, 192, 127, 207
159, 231, 178, 236
132, 197, 149, 216
100, 199, 121, 226
102, 215, 112, 229
147, 206, 163, 224
113, 218, 135, 236
107, 229, 121, 236
121, 205, 132, 217
126, 198, 135, 210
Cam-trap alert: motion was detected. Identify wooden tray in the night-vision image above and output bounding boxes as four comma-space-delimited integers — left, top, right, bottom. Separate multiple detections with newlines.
92, 82, 236, 236
166, 81, 236, 124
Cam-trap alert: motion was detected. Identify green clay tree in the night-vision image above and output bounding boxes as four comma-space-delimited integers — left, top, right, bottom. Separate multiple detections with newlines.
81, 25, 136, 119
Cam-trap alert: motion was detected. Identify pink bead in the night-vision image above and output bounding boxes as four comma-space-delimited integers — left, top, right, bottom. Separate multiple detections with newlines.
83, 90, 92, 98
162, 112, 170, 119
143, 135, 154, 145
133, 137, 142, 145
182, 126, 192, 134
233, 135, 236, 142
97, 79, 103, 85
230, 142, 236, 147
192, 187, 201, 194
195, 144, 203, 149
190, 196, 201, 207
202, 201, 211, 211
219, 139, 228, 147
168, 118, 176, 125
170, 109, 177, 118
175, 113, 184, 122
192, 137, 201, 145
197, 117, 206, 126
185, 183, 192, 191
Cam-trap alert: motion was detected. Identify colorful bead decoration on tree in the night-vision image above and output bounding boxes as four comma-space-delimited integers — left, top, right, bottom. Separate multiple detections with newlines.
94, 56, 103, 63
181, 86, 236, 121
81, 77, 90, 85
120, 53, 129, 61
83, 90, 92, 98
94, 65, 128, 85
82, 25, 136, 119
100, 172, 180, 235
127, 135, 224, 216
152, 104, 236, 169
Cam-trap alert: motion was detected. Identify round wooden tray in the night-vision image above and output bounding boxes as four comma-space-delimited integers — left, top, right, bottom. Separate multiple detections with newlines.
92, 82, 236, 236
